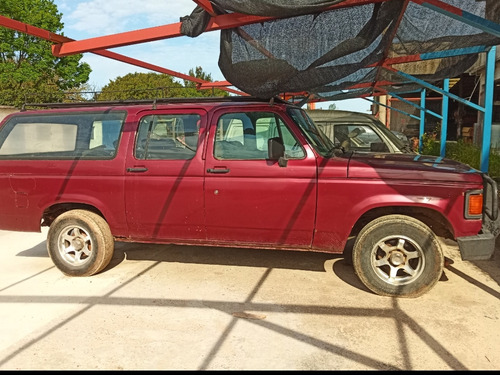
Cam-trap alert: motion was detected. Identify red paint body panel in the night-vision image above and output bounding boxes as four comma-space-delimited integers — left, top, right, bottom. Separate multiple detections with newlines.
123, 109, 208, 242
203, 106, 317, 247
316, 153, 483, 250
348, 153, 482, 182
0, 100, 490, 258
0, 159, 128, 233
204, 151, 317, 247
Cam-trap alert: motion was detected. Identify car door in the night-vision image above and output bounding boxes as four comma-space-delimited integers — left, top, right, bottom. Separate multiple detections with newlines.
124, 109, 206, 242
204, 108, 317, 248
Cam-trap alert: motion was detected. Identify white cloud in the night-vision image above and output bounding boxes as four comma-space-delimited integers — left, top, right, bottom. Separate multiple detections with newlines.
82, 32, 224, 89
55, 0, 197, 36
52, 0, 225, 90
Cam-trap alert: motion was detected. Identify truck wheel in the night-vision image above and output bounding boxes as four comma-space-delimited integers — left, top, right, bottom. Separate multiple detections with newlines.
352, 214, 444, 298
47, 209, 114, 276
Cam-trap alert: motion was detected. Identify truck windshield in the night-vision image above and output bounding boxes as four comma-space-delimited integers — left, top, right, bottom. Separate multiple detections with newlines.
287, 107, 334, 157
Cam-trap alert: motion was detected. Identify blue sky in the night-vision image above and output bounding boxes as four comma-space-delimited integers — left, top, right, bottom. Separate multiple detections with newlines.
52, 0, 370, 112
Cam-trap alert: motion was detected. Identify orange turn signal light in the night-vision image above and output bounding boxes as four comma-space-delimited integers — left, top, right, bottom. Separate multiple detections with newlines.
467, 194, 483, 217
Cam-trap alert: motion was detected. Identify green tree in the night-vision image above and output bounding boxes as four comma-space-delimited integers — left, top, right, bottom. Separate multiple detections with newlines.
98, 68, 229, 101
0, 0, 91, 107
183, 66, 229, 97
97, 72, 186, 101
184, 66, 213, 86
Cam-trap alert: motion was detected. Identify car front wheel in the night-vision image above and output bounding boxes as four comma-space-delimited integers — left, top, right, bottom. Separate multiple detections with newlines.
47, 209, 114, 276
352, 214, 444, 298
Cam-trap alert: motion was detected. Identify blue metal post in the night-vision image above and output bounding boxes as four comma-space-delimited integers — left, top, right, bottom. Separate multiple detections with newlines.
388, 91, 442, 119
481, 46, 496, 173
419, 89, 426, 153
440, 79, 449, 158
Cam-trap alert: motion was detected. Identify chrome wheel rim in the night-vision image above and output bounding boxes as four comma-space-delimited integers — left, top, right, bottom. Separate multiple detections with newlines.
370, 235, 425, 286
57, 225, 93, 266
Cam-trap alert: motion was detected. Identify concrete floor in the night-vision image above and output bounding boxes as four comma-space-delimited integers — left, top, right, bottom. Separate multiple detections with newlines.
0, 228, 499, 370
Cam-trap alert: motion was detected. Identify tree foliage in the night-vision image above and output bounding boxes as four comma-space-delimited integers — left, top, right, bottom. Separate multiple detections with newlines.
184, 66, 213, 87
182, 66, 229, 97
0, 0, 91, 107
97, 72, 185, 101
98, 67, 229, 101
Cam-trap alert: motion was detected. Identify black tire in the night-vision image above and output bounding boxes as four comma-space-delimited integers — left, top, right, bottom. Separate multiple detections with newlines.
352, 214, 444, 298
47, 209, 114, 276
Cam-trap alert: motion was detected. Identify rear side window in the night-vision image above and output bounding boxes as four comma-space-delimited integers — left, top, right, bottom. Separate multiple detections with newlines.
0, 111, 126, 159
135, 114, 201, 160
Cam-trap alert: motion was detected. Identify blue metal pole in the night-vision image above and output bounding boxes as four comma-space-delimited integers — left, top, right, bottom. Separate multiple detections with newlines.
420, 89, 426, 153
395, 70, 485, 112
481, 46, 496, 173
440, 79, 449, 158
388, 91, 442, 119
420, 46, 488, 60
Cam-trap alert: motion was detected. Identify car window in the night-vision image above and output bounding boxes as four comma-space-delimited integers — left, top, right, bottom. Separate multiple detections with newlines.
287, 108, 333, 157
135, 114, 200, 160
0, 111, 126, 159
214, 111, 305, 160
326, 124, 389, 152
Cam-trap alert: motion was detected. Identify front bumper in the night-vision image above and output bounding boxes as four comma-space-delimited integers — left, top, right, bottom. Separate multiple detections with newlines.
457, 174, 499, 261
457, 232, 496, 260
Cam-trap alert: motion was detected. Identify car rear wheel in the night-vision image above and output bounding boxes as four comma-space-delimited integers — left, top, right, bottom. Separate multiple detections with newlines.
47, 209, 114, 276
352, 214, 444, 298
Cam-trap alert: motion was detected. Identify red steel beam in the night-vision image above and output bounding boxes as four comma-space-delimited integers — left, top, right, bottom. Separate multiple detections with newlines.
199, 80, 232, 88
52, 0, 388, 57
0, 15, 246, 96
0, 14, 67, 43
1, 0, 403, 99
193, 0, 218, 16
349, 80, 397, 89
369, 54, 424, 66
51, 14, 272, 56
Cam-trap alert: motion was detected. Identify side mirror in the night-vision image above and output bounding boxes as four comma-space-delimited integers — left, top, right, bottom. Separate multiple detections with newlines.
268, 137, 288, 167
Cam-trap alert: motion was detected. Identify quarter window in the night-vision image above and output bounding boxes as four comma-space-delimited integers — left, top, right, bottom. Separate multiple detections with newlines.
0, 112, 125, 159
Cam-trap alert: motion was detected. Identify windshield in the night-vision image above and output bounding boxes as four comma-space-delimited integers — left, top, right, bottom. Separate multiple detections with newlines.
370, 118, 409, 151
287, 107, 334, 157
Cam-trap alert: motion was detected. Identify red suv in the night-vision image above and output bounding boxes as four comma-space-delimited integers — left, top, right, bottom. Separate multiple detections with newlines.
0, 97, 497, 298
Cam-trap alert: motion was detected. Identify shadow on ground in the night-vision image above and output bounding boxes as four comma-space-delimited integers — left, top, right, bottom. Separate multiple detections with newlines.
16, 232, 498, 295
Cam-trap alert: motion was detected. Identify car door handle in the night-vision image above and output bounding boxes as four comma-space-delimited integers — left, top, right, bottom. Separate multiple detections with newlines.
207, 168, 230, 174
127, 167, 148, 173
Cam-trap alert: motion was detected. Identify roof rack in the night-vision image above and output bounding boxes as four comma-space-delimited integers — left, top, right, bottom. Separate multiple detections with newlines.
21, 96, 291, 111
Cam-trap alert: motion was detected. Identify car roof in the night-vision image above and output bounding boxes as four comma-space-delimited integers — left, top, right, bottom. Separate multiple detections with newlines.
13, 96, 297, 116
306, 109, 381, 124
